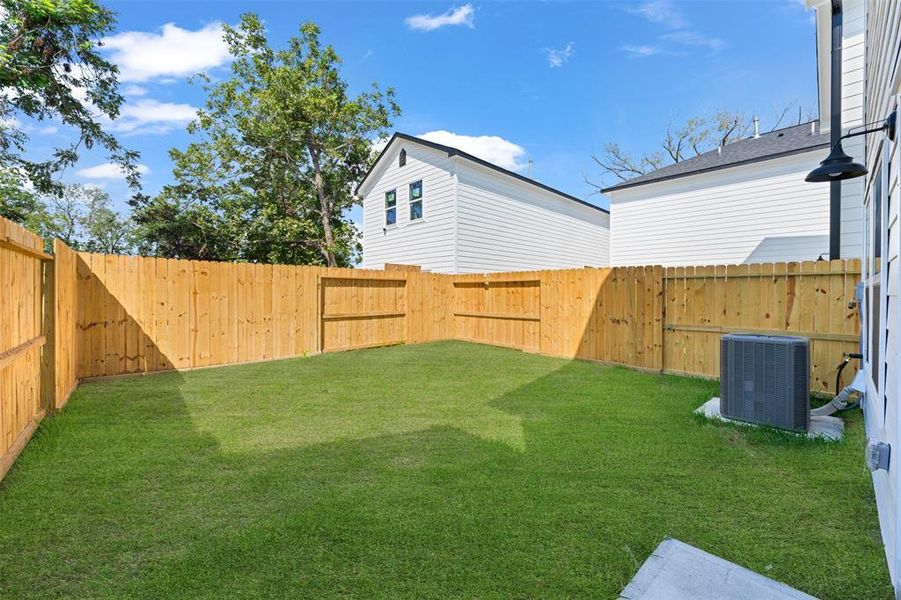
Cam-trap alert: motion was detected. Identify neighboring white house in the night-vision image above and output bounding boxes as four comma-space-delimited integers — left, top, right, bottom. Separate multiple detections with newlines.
602, 0, 871, 270
356, 133, 610, 273
602, 122, 843, 266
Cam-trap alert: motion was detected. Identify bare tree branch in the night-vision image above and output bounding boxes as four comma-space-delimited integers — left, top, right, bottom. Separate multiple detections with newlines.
590, 103, 816, 191
590, 143, 650, 181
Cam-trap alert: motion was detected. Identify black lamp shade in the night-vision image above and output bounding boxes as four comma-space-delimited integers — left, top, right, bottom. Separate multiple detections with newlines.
805, 140, 868, 182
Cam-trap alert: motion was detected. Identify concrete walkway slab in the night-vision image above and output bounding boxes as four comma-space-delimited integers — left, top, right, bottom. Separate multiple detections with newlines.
619, 538, 817, 600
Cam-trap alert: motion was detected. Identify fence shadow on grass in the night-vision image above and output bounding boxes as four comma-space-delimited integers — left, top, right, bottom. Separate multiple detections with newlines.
0, 343, 889, 598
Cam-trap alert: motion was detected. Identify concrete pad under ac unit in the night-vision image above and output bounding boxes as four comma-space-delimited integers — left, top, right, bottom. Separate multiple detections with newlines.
695, 397, 844, 441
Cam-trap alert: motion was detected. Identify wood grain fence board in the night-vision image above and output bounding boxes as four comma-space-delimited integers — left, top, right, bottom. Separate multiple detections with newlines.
0, 217, 50, 480
51, 240, 78, 409
660, 259, 861, 386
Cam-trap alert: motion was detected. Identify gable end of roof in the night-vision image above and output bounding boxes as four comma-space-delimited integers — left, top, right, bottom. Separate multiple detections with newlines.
356, 132, 609, 214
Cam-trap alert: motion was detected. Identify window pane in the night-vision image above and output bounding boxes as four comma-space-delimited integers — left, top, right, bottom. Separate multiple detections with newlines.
385, 190, 396, 207
386, 207, 396, 225
410, 200, 422, 220
410, 180, 422, 200
872, 280, 881, 388
874, 173, 882, 264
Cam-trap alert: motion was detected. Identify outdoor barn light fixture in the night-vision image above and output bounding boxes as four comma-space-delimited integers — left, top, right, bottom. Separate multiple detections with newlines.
806, 110, 897, 182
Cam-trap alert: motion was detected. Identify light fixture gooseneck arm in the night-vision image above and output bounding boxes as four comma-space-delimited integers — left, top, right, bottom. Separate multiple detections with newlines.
805, 111, 896, 184
837, 111, 897, 145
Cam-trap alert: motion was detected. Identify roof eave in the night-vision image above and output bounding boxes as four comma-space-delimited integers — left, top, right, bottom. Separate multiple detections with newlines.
600, 143, 830, 194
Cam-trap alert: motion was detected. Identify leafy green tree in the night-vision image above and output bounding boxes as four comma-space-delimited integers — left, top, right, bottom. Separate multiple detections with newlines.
81, 186, 131, 253
132, 15, 398, 266
44, 184, 82, 246
0, 167, 48, 232
39, 183, 133, 252
130, 192, 232, 260
0, 0, 141, 194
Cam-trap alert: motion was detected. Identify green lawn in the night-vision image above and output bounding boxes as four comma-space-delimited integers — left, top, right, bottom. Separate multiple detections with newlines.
0, 341, 891, 598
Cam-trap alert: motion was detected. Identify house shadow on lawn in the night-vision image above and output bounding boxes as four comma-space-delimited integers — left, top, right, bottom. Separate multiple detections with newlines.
0, 342, 892, 599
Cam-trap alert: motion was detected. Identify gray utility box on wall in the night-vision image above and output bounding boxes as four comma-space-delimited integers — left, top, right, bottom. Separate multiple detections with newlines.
720, 334, 810, 432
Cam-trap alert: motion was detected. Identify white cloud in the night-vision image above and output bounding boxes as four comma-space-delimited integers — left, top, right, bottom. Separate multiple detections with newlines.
621, 45, 662, 58
107, 99, 197, 134
544, 42, 575, 68
371, 137, 391, 154
661, 31, 724, 50
624, 1, 723, 56
123, 85, 148, 97
38, 125, 59, 135
626, 0, 685, 29
0, 114, 22, 130
103, 22, 230, 83
76, 162, 150, 180
405, 4, 475, 31
418, 130, 527, 171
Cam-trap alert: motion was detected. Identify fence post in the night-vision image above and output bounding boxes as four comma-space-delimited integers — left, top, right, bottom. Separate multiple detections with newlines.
40, 255, 56, 412
653, 265, 664, 372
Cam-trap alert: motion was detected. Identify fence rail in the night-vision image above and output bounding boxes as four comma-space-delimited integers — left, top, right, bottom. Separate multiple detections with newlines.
0, 211, 863, 480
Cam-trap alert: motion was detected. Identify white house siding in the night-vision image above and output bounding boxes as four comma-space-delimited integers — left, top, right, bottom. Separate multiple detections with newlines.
454, 161, 610, 273
861, 0, 901, 591
608, 152, 831, 267
840, 0, 867, 258
359, 143, 457, 272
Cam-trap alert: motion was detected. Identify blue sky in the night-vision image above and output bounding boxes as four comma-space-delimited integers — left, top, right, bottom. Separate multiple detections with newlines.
37, 0, 818, 218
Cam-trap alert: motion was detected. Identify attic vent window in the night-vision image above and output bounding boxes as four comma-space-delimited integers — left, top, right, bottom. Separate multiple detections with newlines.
399, 149, 406, 167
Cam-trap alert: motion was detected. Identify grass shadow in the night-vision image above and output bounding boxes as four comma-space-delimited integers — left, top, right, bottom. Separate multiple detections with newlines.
0, 342, 891, 599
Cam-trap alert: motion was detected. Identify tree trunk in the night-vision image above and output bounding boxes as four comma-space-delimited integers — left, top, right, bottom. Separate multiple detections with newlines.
308, 147, 336, 267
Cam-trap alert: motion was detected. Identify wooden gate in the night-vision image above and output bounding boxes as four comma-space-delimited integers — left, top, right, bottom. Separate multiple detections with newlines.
452, 276, 541, 352
319, 276, 407, 352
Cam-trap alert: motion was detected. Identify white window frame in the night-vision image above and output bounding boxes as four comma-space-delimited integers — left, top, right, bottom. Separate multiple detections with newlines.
409, 180, 423, 222
385, 189, 397, 227
862, 136, 890, 428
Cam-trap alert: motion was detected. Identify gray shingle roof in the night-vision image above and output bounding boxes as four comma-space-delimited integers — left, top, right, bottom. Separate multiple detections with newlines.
601, 121, 830, 194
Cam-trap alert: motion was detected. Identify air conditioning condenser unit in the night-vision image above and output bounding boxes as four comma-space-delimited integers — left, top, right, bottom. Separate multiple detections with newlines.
720, 334, 809, 432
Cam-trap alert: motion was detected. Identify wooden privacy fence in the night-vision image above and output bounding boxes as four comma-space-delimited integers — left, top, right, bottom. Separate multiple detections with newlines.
0, 209, 862, 480
447, 262, 859, 391
71, 255, 860, 392
0, 217, 79, 481
662, 261, 861, 391
452, 276, 542, 352
74, 255, 455, 377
